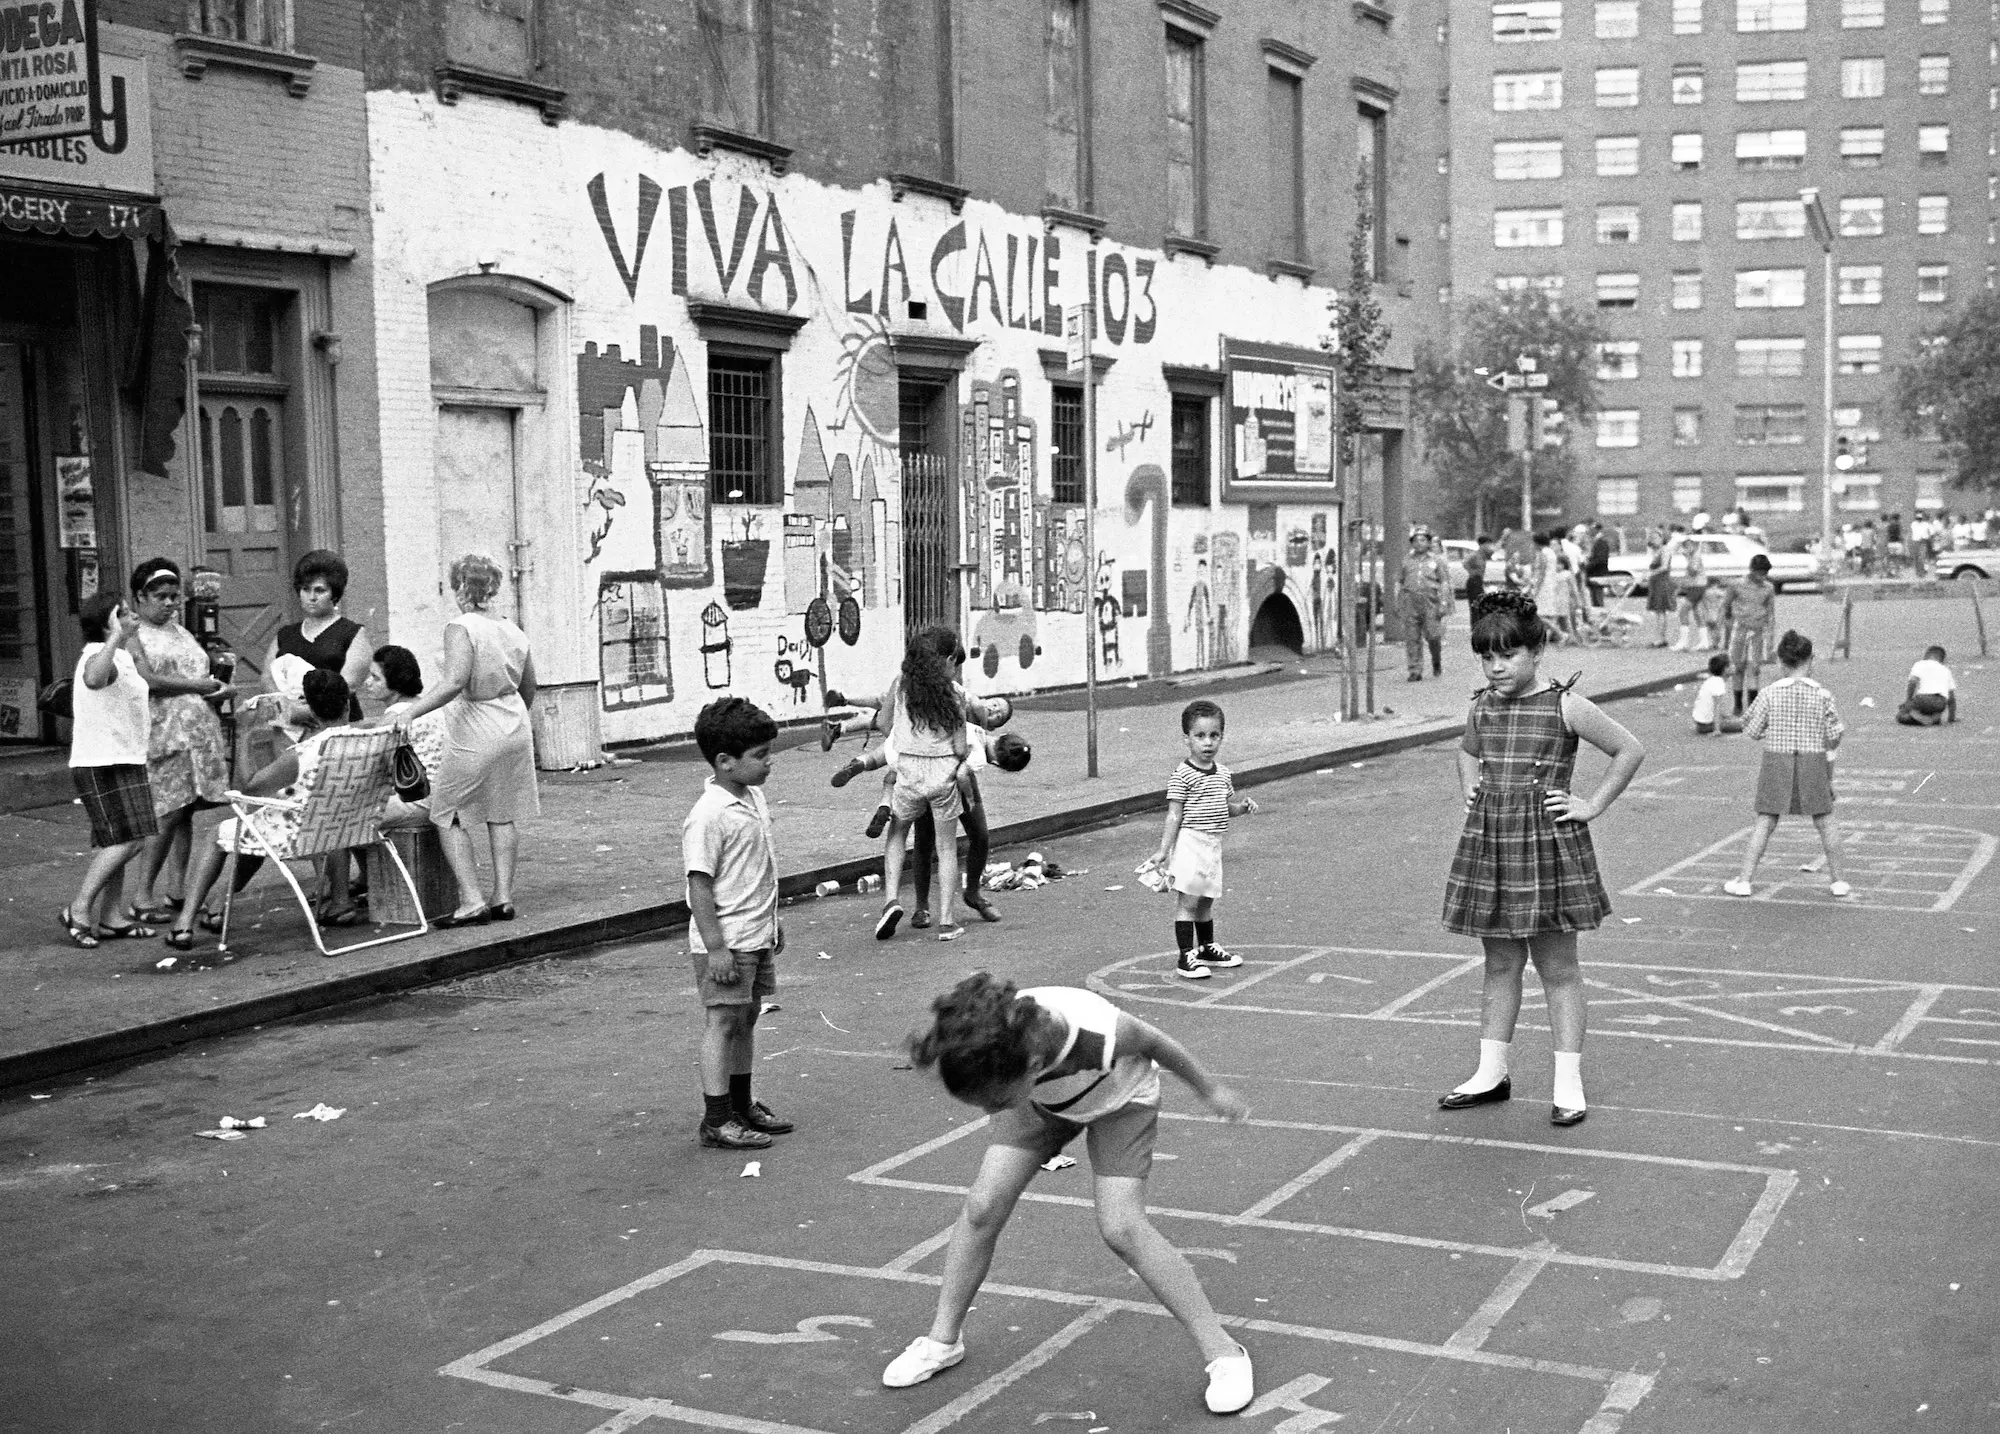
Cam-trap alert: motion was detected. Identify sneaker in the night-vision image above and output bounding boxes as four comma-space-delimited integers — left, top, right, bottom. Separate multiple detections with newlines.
911, 908, 932, 929
1723, 878, 1753, 897
882, 1335, 965, 1389
1195, 944, 1242, 968
1175, 951, 1212, 981
831, 758, 867, 789
1203, 1343, 1255, 1414
737, 1099, 794, 1134
1829, 880, 1853, 898
875, 904, 904, 940
698, 1117, 773, 1150
936, 923, 966, 942
864, 805, 892, 839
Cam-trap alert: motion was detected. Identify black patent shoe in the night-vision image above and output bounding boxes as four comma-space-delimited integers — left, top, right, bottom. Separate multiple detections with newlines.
738, 1099, 794, 1134
1437, 1077, 1511, 1110
1550, 1105, 1587, 1127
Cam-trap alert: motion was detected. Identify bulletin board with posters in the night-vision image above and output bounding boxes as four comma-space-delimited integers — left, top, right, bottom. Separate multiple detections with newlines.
1220, 338, 1336, 504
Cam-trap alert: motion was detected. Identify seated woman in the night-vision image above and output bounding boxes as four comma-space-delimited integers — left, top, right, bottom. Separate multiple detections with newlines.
164, 670, 357, 951
365, 644, 447, 829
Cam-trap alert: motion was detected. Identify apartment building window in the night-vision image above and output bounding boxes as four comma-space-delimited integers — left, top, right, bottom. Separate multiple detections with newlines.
443, 0, 536, 73
1494, 71, 1563, 109
1358, 103, 1390, 276
189, 0, 294, 49
1737, 129, 1806, 169
1837, 334, 1882, 374
708, 354, 777, 505
1597, 271, 1641, 305
1918, 0, 1948, 21
1496, 273, 1568, 294
1596, 67, 1640, 106
1736, 336, 1805, 376
1839, 473, 1883, 511
1050, 383, 1084, 503
1837, 263, 1883, 303
1735, 403, 1807, 443
1672, 201, 1704, 240
1046, 0, 1090, 210
1917, 195, 1949, 233
1736, 0, 1804, 31
1840, 57, 1886, 100
1169, 393, 1211, 505
1673, 0, 1703, 29
1740, 60, 1809, 102
698, 0, 772, 135
1672, 471, 1705, 507
1840, 127, 1884, 165
1495, 208, 1566, 245
1834, 402, 1882, 442
1917, 55, 1950, 96
1672, 133, 1705, 169
1672, 270, 1705, 306
1495, 139, 1565, 179
1598, 477, 1641, 515
1918, 125, 1949, 166
1736, 268, 1806, 306
1737, 476, 1805, 513
1737, 198, 1806, 238
1917, 263, 1949, 301
1597, 411, 1641, 447
1493, 0, 1564, 41
1596, 0, 1639, 37
1841, 0, 1883, 25
1915, 473, 1945, 510
1839, 196, 1884, 235
1164, 26, 1206, 240
1673, 410, 1704, 446
1597, 136, 1640, 175
1673, 337, 1705, 374
1264, 65, 1306, 265
1597, 204, 1639, 242
1673, 64, 1705, 103
1599, 340, 1641, 378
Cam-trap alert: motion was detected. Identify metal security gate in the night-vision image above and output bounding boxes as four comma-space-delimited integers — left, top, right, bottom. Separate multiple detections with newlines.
900, 451, 954, 634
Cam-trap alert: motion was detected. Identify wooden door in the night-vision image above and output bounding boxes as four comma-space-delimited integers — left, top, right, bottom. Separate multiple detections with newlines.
0, 342, 50, 742
435, 405, 519, 622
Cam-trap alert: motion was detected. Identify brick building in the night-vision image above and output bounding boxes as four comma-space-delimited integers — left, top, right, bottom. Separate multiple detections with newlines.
359, 0, 1451, 749
0, 0, 379, 744
1446, 0, 1996, 545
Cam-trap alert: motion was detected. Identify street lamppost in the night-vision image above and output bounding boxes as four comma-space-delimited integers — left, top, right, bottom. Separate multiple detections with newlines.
1801, 187, 1836, 578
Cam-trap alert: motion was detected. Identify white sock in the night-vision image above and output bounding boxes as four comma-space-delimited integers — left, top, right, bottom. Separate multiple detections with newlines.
1454, 1039, 1510, 1095
1552, 1051, 1585, 1111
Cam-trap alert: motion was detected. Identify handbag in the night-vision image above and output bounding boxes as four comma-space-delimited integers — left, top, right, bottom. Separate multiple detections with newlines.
391, 739, 430, 803
36, 677, 73, 720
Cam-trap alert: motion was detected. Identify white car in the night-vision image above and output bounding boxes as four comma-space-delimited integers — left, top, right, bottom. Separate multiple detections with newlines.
1936, 547, 2000, 581
1440, 540, 1510, 598
1605, 533, 1817, 593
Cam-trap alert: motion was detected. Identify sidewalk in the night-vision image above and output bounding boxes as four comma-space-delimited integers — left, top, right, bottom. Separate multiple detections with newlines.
1, 632, 1713, 1088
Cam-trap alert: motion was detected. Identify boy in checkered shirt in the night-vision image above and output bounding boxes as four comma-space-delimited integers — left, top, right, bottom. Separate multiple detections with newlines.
1726, 630, 1851, 899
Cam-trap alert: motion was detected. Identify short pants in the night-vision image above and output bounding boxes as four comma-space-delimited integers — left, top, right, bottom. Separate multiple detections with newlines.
1168, 827, 1224, 899
1729, 625, 1771, 675
990, 1098, 1159, 1179
690, 946, 776, 1006
1907, 693, 1949, 717
890, 753, 964, 825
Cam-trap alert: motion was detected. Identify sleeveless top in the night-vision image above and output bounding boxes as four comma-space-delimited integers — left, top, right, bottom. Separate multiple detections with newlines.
1019, 987, 1161, 1124
277, 616, 362, 719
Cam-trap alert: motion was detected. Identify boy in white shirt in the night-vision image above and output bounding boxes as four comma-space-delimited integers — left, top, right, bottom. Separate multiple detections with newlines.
1691, 654, 1729, 735
1897, 646, 1957, 726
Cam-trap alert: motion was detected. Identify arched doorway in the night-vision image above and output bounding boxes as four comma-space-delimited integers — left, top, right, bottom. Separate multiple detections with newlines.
1248, 592, 1305, 656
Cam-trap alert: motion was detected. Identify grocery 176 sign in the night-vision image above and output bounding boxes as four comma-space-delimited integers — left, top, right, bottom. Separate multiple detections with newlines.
0, 0, 97, 145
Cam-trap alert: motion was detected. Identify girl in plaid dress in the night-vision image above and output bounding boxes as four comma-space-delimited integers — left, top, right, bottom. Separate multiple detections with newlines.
1725, 630, 1850, 899
1440, 591, 1645, 1127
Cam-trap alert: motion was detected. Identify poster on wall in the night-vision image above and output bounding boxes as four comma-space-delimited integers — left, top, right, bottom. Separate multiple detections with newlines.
0, 0, 100, 146
56, 455, 95, 548
1221, 339, 1336, 503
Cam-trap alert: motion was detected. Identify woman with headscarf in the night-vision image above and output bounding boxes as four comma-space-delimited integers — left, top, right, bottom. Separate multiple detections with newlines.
387, 554, 538, 926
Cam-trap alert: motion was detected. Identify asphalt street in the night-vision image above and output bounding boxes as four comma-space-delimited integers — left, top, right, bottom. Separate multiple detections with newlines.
3, 648, 1996, 1433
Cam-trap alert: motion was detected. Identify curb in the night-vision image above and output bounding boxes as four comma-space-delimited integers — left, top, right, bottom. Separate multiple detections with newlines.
0, 666, 1702, 1091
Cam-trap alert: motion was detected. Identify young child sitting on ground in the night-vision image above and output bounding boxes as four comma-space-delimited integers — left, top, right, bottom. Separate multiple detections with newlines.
1897, 645, 1957, 727
1691, 654, 1729, 735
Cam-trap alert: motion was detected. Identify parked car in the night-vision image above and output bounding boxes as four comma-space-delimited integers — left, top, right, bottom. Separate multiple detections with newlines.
1440, 540, 1510, 599
1936, 547, 2000, 581
1605, 533, 1817, 592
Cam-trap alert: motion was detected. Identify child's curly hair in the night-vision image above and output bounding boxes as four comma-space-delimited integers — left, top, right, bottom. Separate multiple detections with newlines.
900, 625, 965, 736
1469, 588, 1548, 656
907, 972, 1047, 1099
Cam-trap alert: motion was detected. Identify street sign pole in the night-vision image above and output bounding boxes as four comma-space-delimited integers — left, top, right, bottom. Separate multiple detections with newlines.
1069, 305, 1099, 778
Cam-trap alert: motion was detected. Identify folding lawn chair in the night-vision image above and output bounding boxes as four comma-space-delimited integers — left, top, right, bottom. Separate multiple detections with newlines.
216, 726, 430, 956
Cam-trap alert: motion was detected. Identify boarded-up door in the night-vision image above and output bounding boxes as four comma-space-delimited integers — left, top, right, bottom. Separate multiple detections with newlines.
435, 405, 518, 622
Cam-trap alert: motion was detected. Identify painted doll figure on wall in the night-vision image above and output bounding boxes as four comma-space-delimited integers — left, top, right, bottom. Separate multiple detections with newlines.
1185, 558, 1213, 670
1094, 556, 1121, 668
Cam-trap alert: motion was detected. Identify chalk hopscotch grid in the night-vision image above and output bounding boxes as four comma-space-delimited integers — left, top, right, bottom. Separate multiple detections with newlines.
1623, 819, 1997, 912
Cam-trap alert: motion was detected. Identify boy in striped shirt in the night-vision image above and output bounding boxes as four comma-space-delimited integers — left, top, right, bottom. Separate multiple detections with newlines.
1149, 700, 1256, 979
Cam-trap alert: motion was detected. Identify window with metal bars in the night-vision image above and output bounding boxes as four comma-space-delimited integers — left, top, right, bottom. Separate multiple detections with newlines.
708, 355, 775, 505
1170, 394, 1210, 505
1050, 383, 1084, 504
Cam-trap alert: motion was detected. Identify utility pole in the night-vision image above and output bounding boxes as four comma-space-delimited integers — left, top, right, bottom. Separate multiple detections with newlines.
1802, 187, 1836, 578
1067, 303, 1099, 777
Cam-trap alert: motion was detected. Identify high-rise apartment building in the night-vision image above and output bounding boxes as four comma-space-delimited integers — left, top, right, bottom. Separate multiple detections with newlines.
1448, 0, 1995, 542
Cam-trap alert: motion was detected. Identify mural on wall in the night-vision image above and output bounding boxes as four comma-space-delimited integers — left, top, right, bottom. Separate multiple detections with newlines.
1106, 410, 1152, 459
599, 571, 673, 709
700, 600, 733, 688
1123, 463, 1171, 676
1184, 537, 1214, 671
719, 509, 773, 610
1210, 531, 1244, 668
1094, 555, 1121, 668
964, 370, 1046, 676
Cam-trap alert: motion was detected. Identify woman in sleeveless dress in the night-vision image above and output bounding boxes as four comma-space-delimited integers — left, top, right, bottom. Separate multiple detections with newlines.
263, 550, 370, 727
388, 554, 539, 926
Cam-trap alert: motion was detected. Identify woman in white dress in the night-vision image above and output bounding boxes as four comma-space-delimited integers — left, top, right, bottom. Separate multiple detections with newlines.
388, 554, 538, 926
1531, 531, 1574, 642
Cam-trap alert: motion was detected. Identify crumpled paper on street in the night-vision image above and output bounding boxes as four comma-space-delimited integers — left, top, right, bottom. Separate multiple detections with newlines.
293, 1103, 346, 1122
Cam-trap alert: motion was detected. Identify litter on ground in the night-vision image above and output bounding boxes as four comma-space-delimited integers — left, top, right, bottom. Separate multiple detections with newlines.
740, 1162, 761, 1178
194, 1129, 247, 1141
1040, 1154, 1077, 1172
294, 1103, 346, 1122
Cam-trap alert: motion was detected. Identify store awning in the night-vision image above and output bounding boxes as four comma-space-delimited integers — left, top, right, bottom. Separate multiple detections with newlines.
0, 181, 165, 242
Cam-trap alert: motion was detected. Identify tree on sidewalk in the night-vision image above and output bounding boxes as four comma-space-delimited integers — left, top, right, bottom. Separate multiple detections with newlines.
1413, 289, 1606, 536
1893, 291, 2000, 497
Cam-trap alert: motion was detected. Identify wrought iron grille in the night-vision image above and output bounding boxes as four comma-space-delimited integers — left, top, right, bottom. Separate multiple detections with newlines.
1050, 383, 1084, 504
708, 356, 773, 505
901, 450, 954, 633
1170, 394, 1209, 505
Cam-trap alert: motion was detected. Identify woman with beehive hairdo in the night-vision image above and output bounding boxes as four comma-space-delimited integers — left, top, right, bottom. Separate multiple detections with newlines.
1437, 588, 1644, 1128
